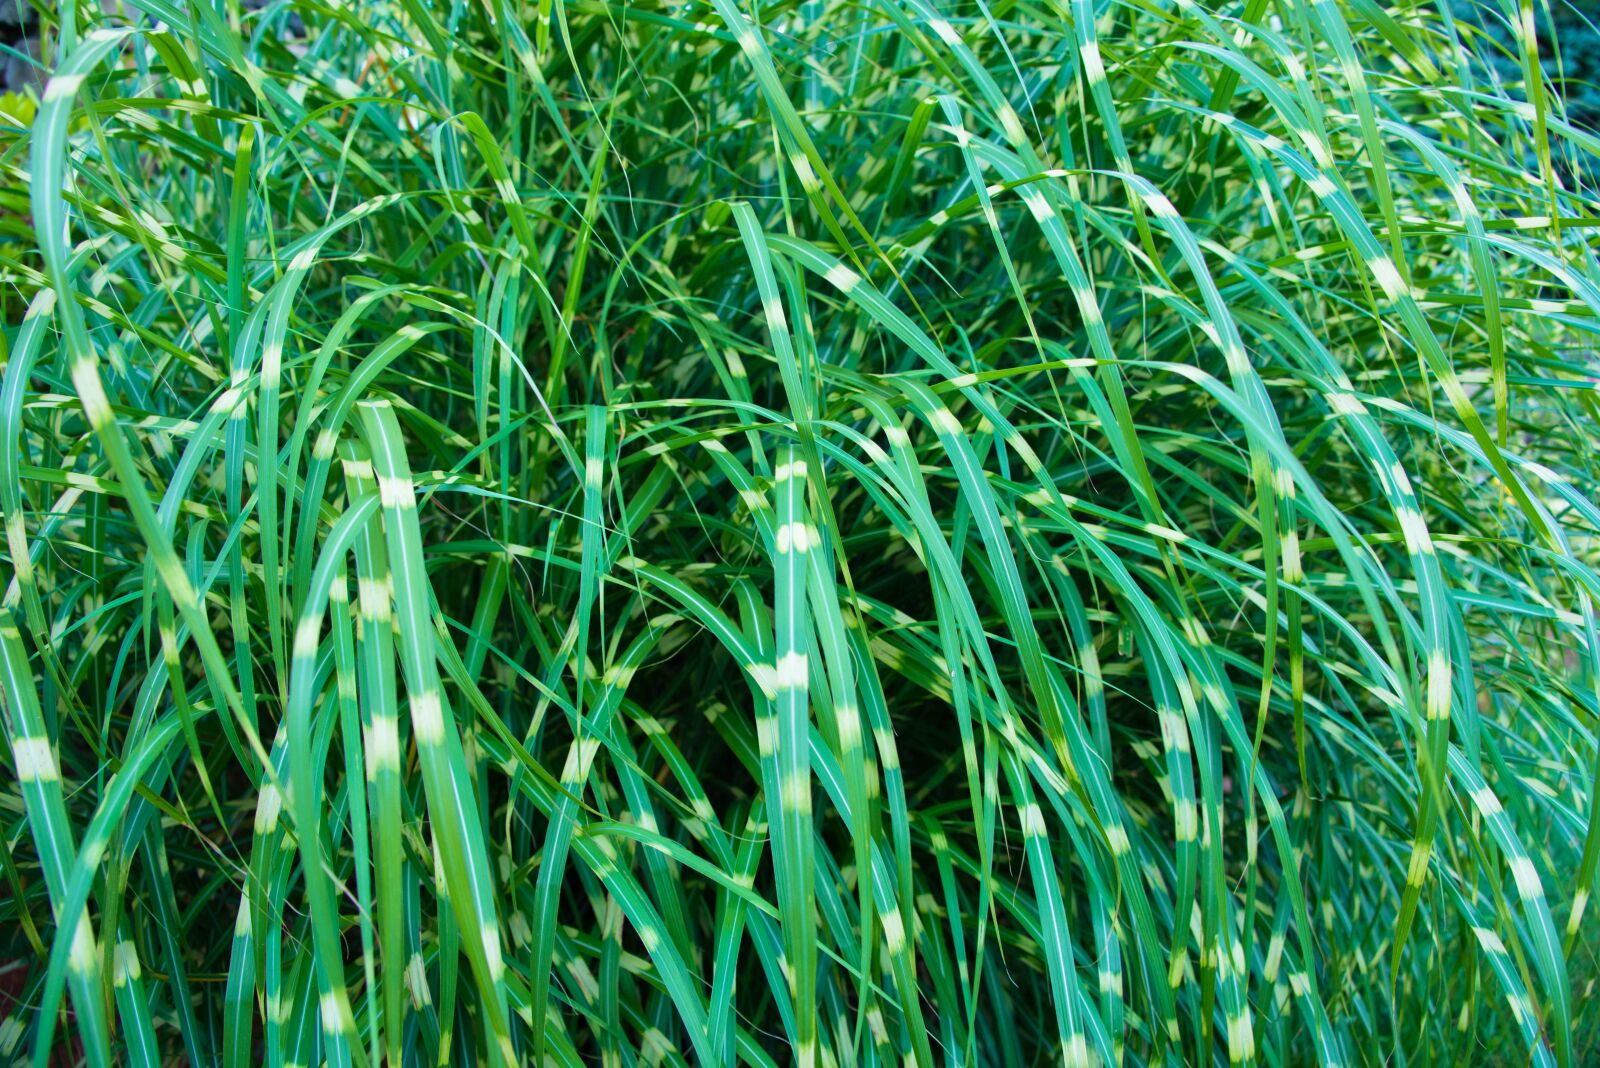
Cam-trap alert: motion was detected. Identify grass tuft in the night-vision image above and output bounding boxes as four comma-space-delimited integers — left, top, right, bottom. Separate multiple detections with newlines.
2, 0, 1599, 1064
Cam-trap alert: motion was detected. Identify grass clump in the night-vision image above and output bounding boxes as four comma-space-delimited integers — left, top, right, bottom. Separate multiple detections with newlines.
2, 0, 1599, 1065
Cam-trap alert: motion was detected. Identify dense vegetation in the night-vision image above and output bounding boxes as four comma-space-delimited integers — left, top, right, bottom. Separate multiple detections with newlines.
1471, 2, 1600, 134
2, 0, 1598, 1064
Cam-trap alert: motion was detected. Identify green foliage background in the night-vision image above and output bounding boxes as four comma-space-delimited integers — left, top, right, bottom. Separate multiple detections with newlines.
1, 0, 1599, 1065
1476, 2, 1599, 134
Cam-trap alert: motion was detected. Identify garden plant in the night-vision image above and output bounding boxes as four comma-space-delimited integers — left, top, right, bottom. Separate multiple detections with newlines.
1, 0, 1598, 1064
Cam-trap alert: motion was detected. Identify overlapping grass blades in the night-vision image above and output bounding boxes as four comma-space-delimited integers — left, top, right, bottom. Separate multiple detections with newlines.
2, 0, 1599, 1064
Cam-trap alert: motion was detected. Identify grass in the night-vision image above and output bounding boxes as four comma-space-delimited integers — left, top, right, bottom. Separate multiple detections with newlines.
1, 0, 1598, 1064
